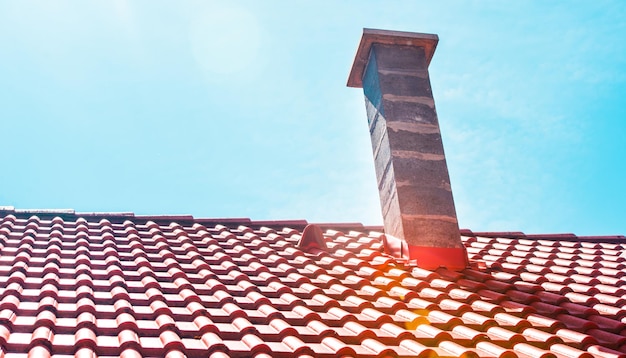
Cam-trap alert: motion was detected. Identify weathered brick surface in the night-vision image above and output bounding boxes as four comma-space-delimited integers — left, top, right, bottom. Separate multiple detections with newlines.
403, 216, 463, 248
378, 72, 433, 98
396, 185, 457, 217
391, 157, 450, 188
386, 129, 444, 154
384, 100, 438, 124
373, 44, 427, 70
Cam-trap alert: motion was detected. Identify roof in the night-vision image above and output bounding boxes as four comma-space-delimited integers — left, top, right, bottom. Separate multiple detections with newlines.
0, 208, 625, 358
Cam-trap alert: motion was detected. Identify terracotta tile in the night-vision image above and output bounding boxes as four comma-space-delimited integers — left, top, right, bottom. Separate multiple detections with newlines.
521, 327, 563, 347
559, 303, 599, 317
319, 336, 355, 356
586, 345, 626, 358
30, 326, 53, 344
531, 301, 567, 316
461, 311, 497, 328
374, 296, 405, 312
476, 341, 518, 358
200, 332, 226, 353
388, 286, 419, 302
588, 315, 626, 333
74, 346, 97, 358
594, 304, 626, 319
27, 345, 51, 358
536, 291, 567, 305
493, 313, 531, 331
419, 287, 448, 302
427, 310, 462, 329
586, 329, 626, 349
504, 289, 540, 305
476, 289, 507, 303
336, 321, 375, 342
118, 328, 141, 350
74, 327, 97, 349
549, 343, 594, 358
487, 327, 526, 346
119, 347, 143, 358
0, 324, 11, 345
502, 263, 523, 273
378, 322, 415, 341
357, 307, 393, 327
564, 292, 599, 306
414, 324, 452, 343
159, 329, 184, 352
555, 328, 598, 349
396, 339, 435, 358
361, 338, 396, 356
513, 342, 557, 358
281, 335, 314, 355
485, 278, 515, 291
411, 267, 439, 281
405, 297, 437, 312
452, 325, 489, 343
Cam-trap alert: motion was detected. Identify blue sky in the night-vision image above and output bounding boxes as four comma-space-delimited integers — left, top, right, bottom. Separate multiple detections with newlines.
1, 1, 625, 235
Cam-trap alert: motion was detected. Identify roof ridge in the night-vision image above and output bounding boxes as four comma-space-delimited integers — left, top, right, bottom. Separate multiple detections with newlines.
466, 230, 626, 243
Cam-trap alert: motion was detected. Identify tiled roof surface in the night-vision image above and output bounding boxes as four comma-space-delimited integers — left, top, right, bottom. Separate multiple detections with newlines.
0, 209, 625, 358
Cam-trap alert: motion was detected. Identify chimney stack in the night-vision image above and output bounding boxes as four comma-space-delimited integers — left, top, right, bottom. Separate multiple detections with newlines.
348, 29, 468, 270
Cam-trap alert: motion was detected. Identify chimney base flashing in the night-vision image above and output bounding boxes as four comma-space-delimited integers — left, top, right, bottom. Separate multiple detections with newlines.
383, 234, 469, 270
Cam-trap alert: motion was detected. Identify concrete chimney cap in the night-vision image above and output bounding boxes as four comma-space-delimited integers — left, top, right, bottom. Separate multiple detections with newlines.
347, 28, 439, 88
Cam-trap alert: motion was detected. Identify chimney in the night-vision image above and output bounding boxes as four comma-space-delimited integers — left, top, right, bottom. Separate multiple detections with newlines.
348, 29, 468, 270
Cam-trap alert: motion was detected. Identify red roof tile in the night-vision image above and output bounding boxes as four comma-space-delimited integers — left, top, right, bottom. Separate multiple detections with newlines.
0, 208, 624, 357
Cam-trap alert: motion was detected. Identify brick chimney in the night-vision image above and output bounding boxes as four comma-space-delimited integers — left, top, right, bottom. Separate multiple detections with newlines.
348, 29, 468, 270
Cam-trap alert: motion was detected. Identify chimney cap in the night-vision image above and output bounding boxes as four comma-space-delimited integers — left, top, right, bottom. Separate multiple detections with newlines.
347, 28, 439, 88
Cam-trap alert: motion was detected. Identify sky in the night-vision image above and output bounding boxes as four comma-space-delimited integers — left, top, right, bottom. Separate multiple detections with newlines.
1, 1, 625, 236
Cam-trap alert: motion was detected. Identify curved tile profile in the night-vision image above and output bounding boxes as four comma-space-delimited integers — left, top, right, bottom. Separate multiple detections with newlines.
0, 210, 624, 357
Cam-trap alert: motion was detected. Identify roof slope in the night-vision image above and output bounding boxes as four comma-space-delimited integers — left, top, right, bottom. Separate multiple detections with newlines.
0, 209, 625, 358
